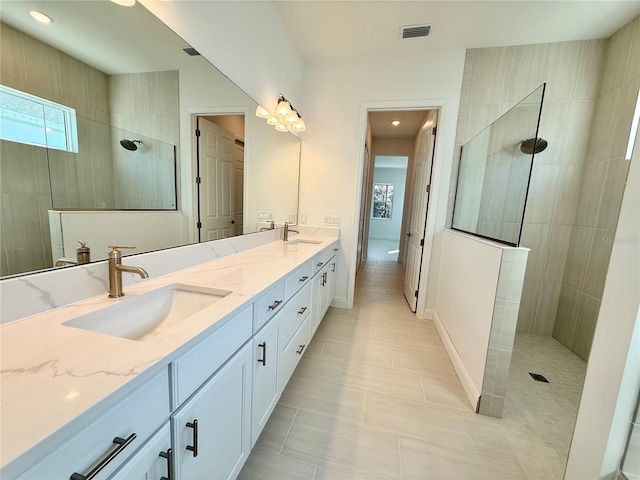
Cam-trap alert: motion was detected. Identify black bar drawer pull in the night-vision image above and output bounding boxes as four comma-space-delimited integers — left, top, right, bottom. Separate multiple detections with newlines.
296, 344, 306, 355
298, 306, 308, 315
268, 300, 283, 310
331, 262, 336, 272
159, 448, 173, 480
316, 262, 324, 267
299, 275, 309, 282
258, 341, 267, 365
186, 420, 198, 457
70, 433, 136, 480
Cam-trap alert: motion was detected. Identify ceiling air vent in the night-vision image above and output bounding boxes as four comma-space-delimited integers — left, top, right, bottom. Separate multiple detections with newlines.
400, 24, 431, 39
183, 47, 201, 56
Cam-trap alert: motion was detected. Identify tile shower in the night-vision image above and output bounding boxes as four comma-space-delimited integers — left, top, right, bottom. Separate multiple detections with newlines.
450, 11, 640, 473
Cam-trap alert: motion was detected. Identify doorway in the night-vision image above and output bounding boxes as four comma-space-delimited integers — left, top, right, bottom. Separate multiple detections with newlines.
356, 109, 438, 312
195, 114, 244, 242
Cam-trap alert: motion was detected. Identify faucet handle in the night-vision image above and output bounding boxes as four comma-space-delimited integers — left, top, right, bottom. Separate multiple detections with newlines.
108, 245, 136, 251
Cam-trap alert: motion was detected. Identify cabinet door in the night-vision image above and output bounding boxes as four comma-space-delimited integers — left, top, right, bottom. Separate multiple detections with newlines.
310, 266, 324, 338
251, 312, 280, 447
172, 343, 252, 480
108, 423, 171, 480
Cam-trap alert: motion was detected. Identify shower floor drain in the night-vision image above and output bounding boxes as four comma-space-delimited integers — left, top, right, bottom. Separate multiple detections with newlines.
529, 372, 549, 383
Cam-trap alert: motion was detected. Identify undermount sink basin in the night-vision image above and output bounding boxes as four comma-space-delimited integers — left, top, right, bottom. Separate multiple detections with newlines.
63, 283, 232, 341
287, 238, 322, 245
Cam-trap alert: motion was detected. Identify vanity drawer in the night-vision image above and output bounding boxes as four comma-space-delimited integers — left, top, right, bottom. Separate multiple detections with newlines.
279, 316, 310, 392
280, 282, 312, 348
20, 368, 170, 480
253, 281, 285, 333
312, 243, 338, 275
172, 305, 252, 407
285, 261, 313, 300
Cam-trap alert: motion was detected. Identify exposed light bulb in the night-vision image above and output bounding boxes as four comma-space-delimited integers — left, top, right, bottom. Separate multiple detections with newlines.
29, 10, 52, 23
391, 120, 401, 126
285, 112, 299, 125
292, 118, 306, 132
255, 105, 270, 118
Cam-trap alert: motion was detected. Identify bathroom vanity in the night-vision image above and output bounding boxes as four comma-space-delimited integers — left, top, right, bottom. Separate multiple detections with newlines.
0, 235, 338, 479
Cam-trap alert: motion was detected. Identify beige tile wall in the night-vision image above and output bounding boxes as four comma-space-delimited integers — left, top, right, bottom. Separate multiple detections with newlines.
0, 23, 111, 276
450, 38, 605, 342
555, 15, 639, 361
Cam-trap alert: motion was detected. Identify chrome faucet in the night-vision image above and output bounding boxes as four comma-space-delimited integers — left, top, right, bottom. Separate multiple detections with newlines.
108, 245, 149, 298
283, 222, 299, 241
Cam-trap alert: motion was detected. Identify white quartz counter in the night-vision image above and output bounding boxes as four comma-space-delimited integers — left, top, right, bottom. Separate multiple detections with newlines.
0, 235, 337, 474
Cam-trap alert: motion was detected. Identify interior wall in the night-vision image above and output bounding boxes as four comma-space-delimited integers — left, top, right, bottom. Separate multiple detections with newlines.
554, 14, 640, 361
0, 23, 111, 276
450, 38, 606, 343
299, 50, 465, 308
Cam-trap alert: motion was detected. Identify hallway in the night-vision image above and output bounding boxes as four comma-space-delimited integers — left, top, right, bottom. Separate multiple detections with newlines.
239, 259, 566, 479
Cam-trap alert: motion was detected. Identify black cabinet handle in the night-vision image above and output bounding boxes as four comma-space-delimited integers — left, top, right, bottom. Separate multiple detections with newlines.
298, 306, 308, 315
258, 341, 267, 365
333, 248, 338, 252
331, 262, 336, 272
159, 448, 173, 480
296, 344, 306, 355
268, 300, 283, 310
299, 275, 309, 282
317, 262, 324, 267
186, 420, 198, 457
70, 433, 136, 480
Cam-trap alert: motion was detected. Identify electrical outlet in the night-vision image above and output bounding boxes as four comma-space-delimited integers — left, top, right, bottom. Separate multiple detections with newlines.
301, 214, 308, 225
289, 213, 296, 223
323, 215, 340, 226
258, 211, 273, 221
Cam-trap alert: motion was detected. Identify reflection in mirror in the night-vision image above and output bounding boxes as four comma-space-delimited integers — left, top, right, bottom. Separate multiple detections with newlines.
0, 1, 300, 278
451, 84, 546, 246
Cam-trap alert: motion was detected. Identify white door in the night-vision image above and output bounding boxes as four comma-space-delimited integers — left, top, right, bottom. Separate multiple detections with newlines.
356, 143, 371, 272
403, 111, 438, 311
198, 118, 236, 241
234, 143, 244, 236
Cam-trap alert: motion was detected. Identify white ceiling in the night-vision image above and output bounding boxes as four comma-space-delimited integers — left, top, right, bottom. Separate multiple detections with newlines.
274, 0, 640, 60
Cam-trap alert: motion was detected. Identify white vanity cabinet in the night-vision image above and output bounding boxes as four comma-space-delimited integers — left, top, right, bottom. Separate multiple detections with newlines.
251, 310, 281, 446
171, 343, 252, 480
310, 244, 338, 337
18, 368, 170, 480
108, 423, 172, 480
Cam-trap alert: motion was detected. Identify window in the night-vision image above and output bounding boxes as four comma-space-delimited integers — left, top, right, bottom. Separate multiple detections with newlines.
0, 85, 78, 152
372, 183, 394, 219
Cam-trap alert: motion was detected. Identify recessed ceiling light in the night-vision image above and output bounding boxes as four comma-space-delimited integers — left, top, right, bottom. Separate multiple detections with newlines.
110, 0, 136, 6
29, 10, 52, 24
391, 120, 401, 126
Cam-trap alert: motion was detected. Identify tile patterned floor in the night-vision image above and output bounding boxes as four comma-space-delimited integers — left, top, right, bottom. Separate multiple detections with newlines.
239, 260, 586, 480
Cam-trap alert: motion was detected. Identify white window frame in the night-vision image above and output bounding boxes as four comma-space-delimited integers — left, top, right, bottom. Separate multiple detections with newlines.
0, 84, 78, 153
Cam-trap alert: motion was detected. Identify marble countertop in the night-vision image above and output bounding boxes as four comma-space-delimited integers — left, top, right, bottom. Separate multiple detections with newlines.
0, 235, 337, 475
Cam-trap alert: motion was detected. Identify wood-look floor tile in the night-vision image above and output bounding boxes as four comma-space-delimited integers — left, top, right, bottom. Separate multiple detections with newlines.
421, 374, 473, 411
321, 339, 394, 367
314, 322, 371, 346
399, 435, 527, 480
293, 353, 344, 383
364, 391, 474, 452
339, 361, 425, 402
279, 375, 366, 423
254, 404, 297, 454
281, 410, 402, 480
238, 448, 316, 480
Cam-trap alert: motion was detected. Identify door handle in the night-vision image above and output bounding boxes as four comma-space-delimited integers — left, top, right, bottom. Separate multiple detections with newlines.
186, 420, 198, 457
258, 342, 267, 365
231, 220, 236, 224
159, 448, 173, 480
406, 232, 411, 237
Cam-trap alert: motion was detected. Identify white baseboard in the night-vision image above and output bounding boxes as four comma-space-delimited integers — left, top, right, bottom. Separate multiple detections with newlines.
369, 235, 400, 241
433, 310, 480, 411
421, 308, 434, 320
331, 296, 348, 309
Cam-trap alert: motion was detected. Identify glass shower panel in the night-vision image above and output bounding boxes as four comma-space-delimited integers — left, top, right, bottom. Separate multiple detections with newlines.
47, 117, 177, 210
452, 84, 546, 246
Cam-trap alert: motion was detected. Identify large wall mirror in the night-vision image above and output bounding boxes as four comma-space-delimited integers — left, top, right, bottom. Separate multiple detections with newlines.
0, 0, 300, 278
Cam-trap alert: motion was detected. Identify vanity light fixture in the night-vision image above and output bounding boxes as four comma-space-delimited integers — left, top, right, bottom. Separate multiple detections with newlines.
29, 10, 52, 23
255, 94, 306, 133
391, 120, 401, 126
